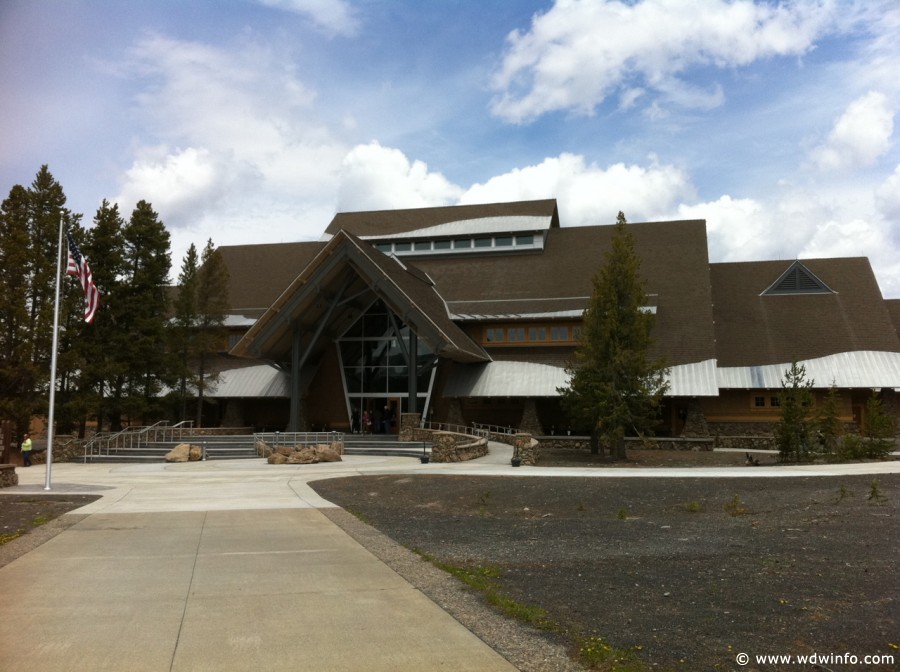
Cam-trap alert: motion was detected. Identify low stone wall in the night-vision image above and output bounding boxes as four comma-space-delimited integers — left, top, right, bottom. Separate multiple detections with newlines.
429, 431, 488, 463
0, 464, 18, 488
714, 435, 777, 450
538, 436, 715, 452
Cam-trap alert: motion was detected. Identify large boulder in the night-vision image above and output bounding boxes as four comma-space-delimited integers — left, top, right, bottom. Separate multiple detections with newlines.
165, 443, 203, 462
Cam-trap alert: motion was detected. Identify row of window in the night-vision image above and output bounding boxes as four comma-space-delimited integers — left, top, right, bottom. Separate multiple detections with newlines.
484, 324, 582, 345
752, 395, 812, 409
375, 234, 538, 256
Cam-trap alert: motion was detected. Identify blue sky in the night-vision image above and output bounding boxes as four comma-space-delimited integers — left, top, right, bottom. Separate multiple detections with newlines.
1, 0, 898, 296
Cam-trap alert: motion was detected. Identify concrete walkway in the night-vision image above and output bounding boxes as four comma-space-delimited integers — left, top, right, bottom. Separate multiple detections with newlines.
2, 446, 899, 672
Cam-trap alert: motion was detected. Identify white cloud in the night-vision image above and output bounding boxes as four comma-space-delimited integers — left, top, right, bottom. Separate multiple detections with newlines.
114, 33, 348, 240
256, 0, 359, 37
116, 146, 230, 221
336, 142, 464, 211
875, 163, 900, 224
460, 153, 694, 225
809, 91, 895, 171
491, 0, 833, 123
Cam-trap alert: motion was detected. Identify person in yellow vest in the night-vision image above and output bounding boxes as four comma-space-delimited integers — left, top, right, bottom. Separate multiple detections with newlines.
21, 433, 32, 467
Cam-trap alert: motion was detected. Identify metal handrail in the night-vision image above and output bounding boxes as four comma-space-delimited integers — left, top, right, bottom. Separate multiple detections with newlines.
255, 431, 345, 454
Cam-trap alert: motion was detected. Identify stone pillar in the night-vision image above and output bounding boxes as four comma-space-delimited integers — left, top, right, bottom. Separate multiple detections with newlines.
399, 412, 421, 441
680, 400, 710, 438
518, 398, 543, 435
514, 433, 539, 465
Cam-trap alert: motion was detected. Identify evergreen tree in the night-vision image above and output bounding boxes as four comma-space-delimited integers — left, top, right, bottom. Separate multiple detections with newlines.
816, 383, 843, 457
120, 200, 172, 424
172, 244, 199, 422
559, 212, 669, 460
863, 392, 896, 458
72, 200, 129, 434
0, 185, 36, 432
193, 239, 229, 427
774, 361, 815, 462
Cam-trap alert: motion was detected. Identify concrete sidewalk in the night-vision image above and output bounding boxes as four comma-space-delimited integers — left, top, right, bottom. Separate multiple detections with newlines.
0, 456, 520, 672
3, 449, 899, 672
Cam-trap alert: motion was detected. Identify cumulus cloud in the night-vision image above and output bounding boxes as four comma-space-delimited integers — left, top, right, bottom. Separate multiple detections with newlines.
256, 0, 359, 37
459, 153, 694, 225
114, 33, 348, 237
875, 163, 900, 225
490, 0, 833, 122
809, 91, 895, 171
336, 142, 464, 211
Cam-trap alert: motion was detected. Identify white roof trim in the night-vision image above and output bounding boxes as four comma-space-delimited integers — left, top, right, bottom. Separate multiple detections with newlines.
363, 215, 552, 240
716, 351, 900, 390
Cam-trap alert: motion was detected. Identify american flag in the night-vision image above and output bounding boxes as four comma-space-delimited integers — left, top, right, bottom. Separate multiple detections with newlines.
66, 231, 100, 323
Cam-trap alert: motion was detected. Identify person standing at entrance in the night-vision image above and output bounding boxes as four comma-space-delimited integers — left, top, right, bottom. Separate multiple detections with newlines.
21, 433, 32, 467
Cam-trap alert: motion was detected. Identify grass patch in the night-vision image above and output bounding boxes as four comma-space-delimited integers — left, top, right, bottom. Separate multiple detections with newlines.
0, 530, 25, 545
416, 551, 555, 630
724, 495, 749, 516
578, 635, 647, 671
682, 500, 703, 513
31, 515, 53, 527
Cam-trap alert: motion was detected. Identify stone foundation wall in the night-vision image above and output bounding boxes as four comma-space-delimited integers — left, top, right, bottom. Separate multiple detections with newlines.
538, 436, 714, 452
429, 431, 488, 463
713, 435, 776, 450
0, 465, 18, 488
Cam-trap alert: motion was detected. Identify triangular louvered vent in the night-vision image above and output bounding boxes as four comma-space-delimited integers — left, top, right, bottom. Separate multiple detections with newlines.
762, 261, 833, 295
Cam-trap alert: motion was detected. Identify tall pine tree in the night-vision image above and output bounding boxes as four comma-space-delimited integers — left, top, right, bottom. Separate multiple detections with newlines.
559, 212, 669, 460
194, 240, 229, 426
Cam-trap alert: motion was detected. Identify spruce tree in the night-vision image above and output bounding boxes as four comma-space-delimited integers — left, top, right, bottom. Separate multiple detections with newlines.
120, 200, 172, 424
559, 212, 669, 460
194, 239, 229, 427
172, 244, 199, 422
774, 361, 815, 462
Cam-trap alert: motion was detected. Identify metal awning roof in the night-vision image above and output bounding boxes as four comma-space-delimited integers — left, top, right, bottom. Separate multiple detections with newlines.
206, 364, 289, 398
716, 351, 900, 389
443, 359, 719, 398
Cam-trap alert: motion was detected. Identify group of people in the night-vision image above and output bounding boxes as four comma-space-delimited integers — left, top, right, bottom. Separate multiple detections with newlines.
351, 405, 395, 435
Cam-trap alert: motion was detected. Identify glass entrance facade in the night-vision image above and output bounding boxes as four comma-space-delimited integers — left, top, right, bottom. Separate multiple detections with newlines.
338, 301, 436, 431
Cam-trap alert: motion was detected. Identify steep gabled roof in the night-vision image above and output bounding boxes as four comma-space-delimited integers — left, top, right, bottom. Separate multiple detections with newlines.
761, 260, 834, 295
217, 240, 324, 317
711, 258, 900, 368
322, 199, 560, 238
229, 230, 488, 365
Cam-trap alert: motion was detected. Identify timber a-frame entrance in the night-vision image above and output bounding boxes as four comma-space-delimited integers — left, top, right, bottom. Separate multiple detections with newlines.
230, 230, 488, 431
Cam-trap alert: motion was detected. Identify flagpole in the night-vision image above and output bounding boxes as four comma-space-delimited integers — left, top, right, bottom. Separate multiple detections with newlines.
44, 212, 65, 490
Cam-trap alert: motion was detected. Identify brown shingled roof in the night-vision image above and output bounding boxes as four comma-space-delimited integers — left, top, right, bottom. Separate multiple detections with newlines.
411, 219, 717, 366
711, 258, 900, 367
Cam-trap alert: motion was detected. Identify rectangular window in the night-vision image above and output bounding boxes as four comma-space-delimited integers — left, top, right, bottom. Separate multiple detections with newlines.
434, 240, 451, 250
414, 240, 431, 251
528, 326, 547, 341
507, 327, 525, 342
485, 327, 504, 343
770, 396, 781, 408
754, 396, 766, 408
453, 239, 471, 249
474, 237, 492, 248
550, 326, 569, 341
495, 236, 513, 247
515, 234, 534, 246
394, 241, 411, 252
376, 243, 392, 253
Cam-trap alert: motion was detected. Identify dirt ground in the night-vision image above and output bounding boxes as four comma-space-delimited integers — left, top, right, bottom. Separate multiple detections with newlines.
310, 451, 900, 671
